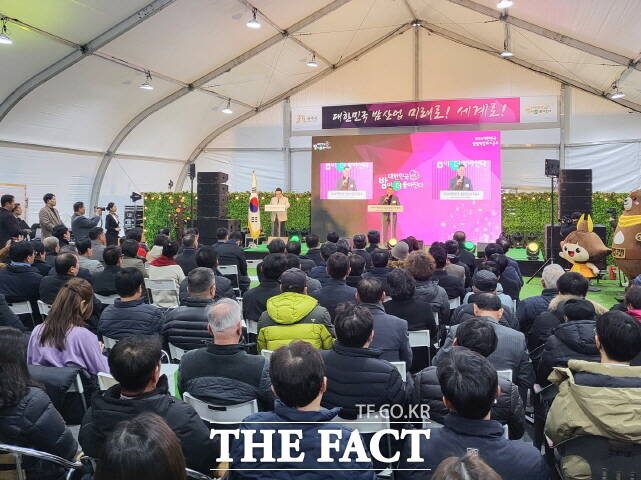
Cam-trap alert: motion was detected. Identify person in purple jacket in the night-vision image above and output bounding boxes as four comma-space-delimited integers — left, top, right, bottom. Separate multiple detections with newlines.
27, 277, 109, 375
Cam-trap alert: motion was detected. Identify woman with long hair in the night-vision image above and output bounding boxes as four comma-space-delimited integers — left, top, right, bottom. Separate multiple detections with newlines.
147, 241, 185, 308
95, 412, 187, 480
105, 202, 121, 246
27, 277, 109, 375
432, 454, 502, 480
0, 327, 77, 479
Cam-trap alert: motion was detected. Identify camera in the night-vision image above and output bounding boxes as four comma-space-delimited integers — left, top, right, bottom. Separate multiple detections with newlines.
94, 206, 106, 211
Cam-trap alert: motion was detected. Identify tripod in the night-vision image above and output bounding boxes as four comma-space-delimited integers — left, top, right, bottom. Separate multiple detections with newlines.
526, 174, 557, 284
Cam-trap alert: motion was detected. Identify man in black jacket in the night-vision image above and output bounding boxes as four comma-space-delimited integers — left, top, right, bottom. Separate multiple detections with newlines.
242, 253, 288, 322
79, 335, 219, 474
92, 246, 121, 296
352, 234, 373, 271
429, 244, 465, 299
98, 267, 163, 339
0, 241, 42, 303
365, 229, 381, 254
452, 230, 476, 275
413, 317, 525, 439
301, 233, 323, 266
286, 240, 315, 273
346, 254, 365, 289
308, 242, 337, 286
30, 240, 51, 276
517, 263, 564, 335
212, 228, 249, 292
321, 303, 404, 419
43, 236, 59, 268
311, 252, 356, 320
178, 246, 233, 302
163, 267, 216, 350
175, 233, 198, 275
0, 194, 20, 246
362, 249, 393, 293
46, 245, 94, 285
179, 298, 274, 410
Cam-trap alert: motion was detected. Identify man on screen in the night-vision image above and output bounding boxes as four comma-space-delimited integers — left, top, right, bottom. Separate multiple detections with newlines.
335, 165, 357, 191
449, 165, 473, 191
380, 187, 400, 243
269, 188, 290, 237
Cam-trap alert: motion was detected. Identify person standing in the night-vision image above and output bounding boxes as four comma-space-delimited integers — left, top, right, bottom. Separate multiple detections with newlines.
105, 202, 120, 246
449, 165, 473, 191
0, 194, 20, 246
269, 188, 289, 237
71, 202, 102, 244
379, 187, 400, 243
12, 204, 31, 237
38, 193, 64, 240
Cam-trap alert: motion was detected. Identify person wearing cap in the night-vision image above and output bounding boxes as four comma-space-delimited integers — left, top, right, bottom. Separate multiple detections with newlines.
389, 240, 409, 268
536, 298, 600, 387
310, 252, 357, 321
464, 269, 514, 312
257, 268, 334, 353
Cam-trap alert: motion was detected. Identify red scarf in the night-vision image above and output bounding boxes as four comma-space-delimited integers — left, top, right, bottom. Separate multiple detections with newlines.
150, 255, 177, 267
627, 309, 641, 323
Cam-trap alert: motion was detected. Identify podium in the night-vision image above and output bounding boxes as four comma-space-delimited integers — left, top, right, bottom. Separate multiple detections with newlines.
265, 204, 287, 237
264, 205, 287, 213
368, 204, 403, 243
367, 205, 404, 213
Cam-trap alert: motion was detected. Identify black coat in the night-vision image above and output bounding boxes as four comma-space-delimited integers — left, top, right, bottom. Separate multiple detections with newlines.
352, 249, 373, 271
384, 298, 436, 334
162, 296, 214, 350
0, 387, 77, 480
413, 366, 525, 439
0, 293, 24, 331
98, 297, 164, 339
431, 269, 465, 299
517, 288, 558, 335
309, 265, 331, 286
46, 263, 94, 284
105, 213, 119, 245
212, 241, 248, 276
320, 342, 405, 419
298, 256, 316, 274
178, 271, 234, 303
242, 280, 280, 322
302, 247, 323, 266
457, 248, 477, 275
176, 248, 198, 275
0, 264, 42, 302
79, 376, 219, 474
362, 303, 412, 367
39, 274, 102, 332
0, 207, 20, 246
346, 274, 362, 288
536, 319, 599, 385
451, 298, 519, 330
310, 278, 356, 320
32, 260, 51, 276
527, 309, 564, 355
92, 265, 121, 296
362, 266, 393, 294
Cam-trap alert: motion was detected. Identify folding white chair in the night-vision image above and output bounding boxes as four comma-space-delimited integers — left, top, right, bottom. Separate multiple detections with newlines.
95, 293, 119, 304
513, 299, 517, 312
102, 336, 118, 350
218, 264, 242, 299
183, 393, 258, 424
67, 372, 87, 412
497, 369, 513, 382
8, 301, 33, 318
334, 409, 393, 473
97, 372, 119, 391
160, 363, 179, 397
448, 297, 461, 310
144, 278, 180, 308
433, 311, 439, 326
245, 319, 258, 335
37, 300, 50, 317
422, 418, 445, 429
391, 361, 406, 380
0, 443, 84, 480
169, 343, 188, 362
261, 349, 273, 360
409, 329, 432, 366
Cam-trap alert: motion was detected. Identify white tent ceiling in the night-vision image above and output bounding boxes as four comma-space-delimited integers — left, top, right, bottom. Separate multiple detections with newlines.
1, 0, 641, 208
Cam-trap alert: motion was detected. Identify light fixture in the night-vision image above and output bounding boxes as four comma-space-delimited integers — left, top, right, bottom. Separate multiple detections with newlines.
610, 90, 625, 99
0, 18, 12, 45
497, 0, 513, 8
510, 232, 524, 248
463, 241, 476, 253
221, 99, 233, 114
306, 53, 318, 68
411, 20, 421, 27
500, 22, 513, 58
500, 50, 513, 57
130, 192, 142, 202
246, 8, 261, 29
139, 71, 154, 90
526, 241, 540, 260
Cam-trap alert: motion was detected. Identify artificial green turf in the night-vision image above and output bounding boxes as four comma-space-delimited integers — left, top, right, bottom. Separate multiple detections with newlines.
521, 277, 624, 309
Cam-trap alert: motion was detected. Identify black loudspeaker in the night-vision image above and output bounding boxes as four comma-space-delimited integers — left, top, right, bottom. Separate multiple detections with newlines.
189, 163, 196, 180
558, 169, 592, 220
197, 183, 229, 195
197, 217, 241, 244
198, 172, 229, 184
545, 223, 607, 269
545, 159, 560, 177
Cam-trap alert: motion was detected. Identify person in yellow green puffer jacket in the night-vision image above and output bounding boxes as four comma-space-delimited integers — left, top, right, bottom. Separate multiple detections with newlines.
257, 268, 334, 353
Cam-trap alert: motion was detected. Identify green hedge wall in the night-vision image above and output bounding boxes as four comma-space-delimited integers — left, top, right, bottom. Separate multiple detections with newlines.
142, 191, 625, 246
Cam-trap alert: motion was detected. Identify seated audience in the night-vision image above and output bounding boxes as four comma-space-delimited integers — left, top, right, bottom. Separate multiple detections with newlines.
148, 241, 185, 307
432, 454, 502, 480
163, 267, 216, 350
243, 253, 288, 322
0, 294, 24, 331
436, 294, 535, 393
398, 348, 548, 480
545, 310, 641, 477
464, 269, 513, 312
321, 303, 404, 419
267, 237, 286, 254
358, 277, 412, 367
52, 224, 70, 247
28, 277, 109, 375
77, 239, 104, 274
258, 268, 333, 352
179, 245, 234, 302
79, 335, 218, 474
30, 239, 51, 275
212, 228, 250, 291
177, 227, 199, 254
51, 244, 95, 284
413, 318, 525, 439
336, 238, 352, 255
309, 242, 337, 286
366, 229, 381, 253
0, 241, 42, 302
94, 412, 187, 480
326, 231, 339, 243
528, 272, 607, 353
444, 239, 469, 288
175, 233, 198, 275
125, 227, 148, 258
99, 267, 163, 340
229, 340, 375, 478
488, 252, 521, 301
92, 246, 122, 296
89, 226, 107, 263
496, 236, 524, 280
362, 248, 393, 292
120, 238, 148, 278
286, 240, 315, 273
385, 268, 436, 334
0, 327, 77, 480
285, 253, 321, 295
405, 250, 450, 324
429, 244, 465, 299
623, 284, 641, 322
346, 253, 365, 288
179, 298, 274, 409
146, 233, 168, 262
301, 233, 322, 266
390, 240, 409, 268
452, 231, 476, 275
352, 233, 373, 270
537, 298, 599, 386
311, 252, 357, 320
404, 236, 421, 252
43, 236, 60, 268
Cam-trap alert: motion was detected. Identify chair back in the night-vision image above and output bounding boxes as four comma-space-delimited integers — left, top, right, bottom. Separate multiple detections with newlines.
37, 300, 50, 316
8, 301, 32, 316
144, 278, 180, 308
245, 319, 258, 335
183, 393, 258, 424
497, 369, 513, 382
261, 349, 273, 360
169, 343, 187, 362
218, 264, 239, 277
408, 330, 430, 348
97, 372, 119, 391
0, 443, 83, 480
448, 297, 461, 310
556, 435, 641, 479
335, 409, 390, 435
218, 264, 242, 298
391, 361, 406, 380
95, 293, 119, 304
102, 336, 118, 350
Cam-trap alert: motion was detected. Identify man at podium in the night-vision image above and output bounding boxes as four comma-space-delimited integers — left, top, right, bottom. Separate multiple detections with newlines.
270, 187, 290, 237
380, 187, 400, 243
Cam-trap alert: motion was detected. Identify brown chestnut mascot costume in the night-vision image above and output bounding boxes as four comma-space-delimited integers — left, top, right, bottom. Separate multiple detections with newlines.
612, 189, 641, 279
559, 214, 610, 278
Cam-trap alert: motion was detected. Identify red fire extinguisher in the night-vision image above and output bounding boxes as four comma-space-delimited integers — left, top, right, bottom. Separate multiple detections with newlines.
609, 266, 617, 280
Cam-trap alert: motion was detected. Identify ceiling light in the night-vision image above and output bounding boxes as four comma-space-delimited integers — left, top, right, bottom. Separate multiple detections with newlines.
500, 50, 513, 57
497, 0, 513, 8
139, 71, 154, 90
221, 99, 233, 114
246, 8, 261, 29
610, 91, 626, 99
306, 54, 318, 68
0, 19, 12, 45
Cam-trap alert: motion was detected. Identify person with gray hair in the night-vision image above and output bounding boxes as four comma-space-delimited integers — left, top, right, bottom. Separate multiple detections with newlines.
162, 267, 218, 350
517, 263, 565, 335
178, 298, 274, 410
43, 236, 60, 268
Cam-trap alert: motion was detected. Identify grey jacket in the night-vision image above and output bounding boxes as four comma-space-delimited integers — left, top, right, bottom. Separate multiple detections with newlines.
71, 213, 100, 243
414, 279, 450, 324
